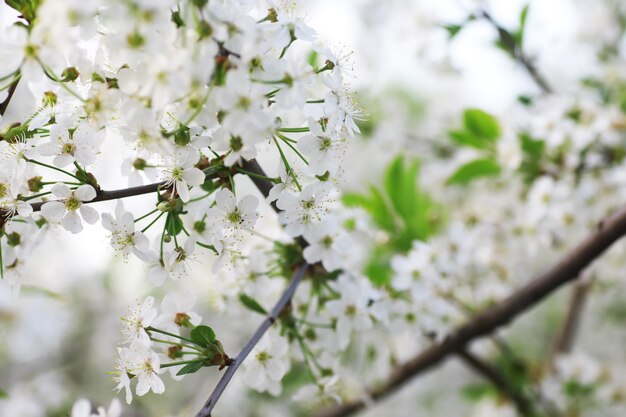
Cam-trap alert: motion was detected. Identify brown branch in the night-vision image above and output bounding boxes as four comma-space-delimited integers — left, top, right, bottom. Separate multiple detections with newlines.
0, 78, 19, 116
480, 9, 553, 94
549, 276, 594, 359
314, 205, 626, 417
194, 263, 310, 417
193, 158, 313, 417
0, 165, 224, 225
458, 349, 534, 416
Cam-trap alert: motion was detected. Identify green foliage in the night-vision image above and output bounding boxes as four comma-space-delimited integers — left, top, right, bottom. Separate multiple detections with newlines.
190, 325, 216, 348
166, 212, 184, 236
343, 156, 443, 286
5, 0, 42, 23
461, 383, 497, 402
176, 361, 205, 376
449, 108, 501, 151
447, 108, 503, 185
446, 158, 501, 185
442, 23, 463, 39
518, 132, 546, 183
239, 293, 268, 315
563, 380, 597, 398
514, 4, 530, 48
0, 389, 6, 398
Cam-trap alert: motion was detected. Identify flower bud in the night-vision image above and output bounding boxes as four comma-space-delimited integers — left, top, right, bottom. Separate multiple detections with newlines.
43, 91, 57, 106
6, 232, 21, 247
132, 158, 147, 171
28, 176, 44, 192
157, 200, 178, 212
174, 312, 193, 328
61, 67, 80, 82
174, 125, 191, 146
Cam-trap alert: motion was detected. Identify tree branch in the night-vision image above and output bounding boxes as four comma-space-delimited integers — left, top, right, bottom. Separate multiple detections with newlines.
192, 158, 314, 416
0, 165, 224, 225
194, 263, 310, 417
458, 349, 534, 416
480, 9, 553, 94
549, 275, 594, 359
314, 205, 626, 417
0, 78, 19, 116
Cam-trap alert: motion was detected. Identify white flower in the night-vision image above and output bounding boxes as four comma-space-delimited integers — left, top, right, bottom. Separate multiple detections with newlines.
244, 331, 290, 396
0, 180, 33, 219
298, 118, 344, 176
121, 297, 157, 346
132, 347, 165, 398
113, 347, 135, 405
161, 150, 205, 203
70, 399, 122, 417
153, 291, 202, 332
277, 182, 335, 237
206, 189, 259, 237
38, 119, 102, 167
292, 376, 341, 406
325, 274, 373, 350
40, 184, 99, 234
102, 201, 149, 261
302, 219, 349, 271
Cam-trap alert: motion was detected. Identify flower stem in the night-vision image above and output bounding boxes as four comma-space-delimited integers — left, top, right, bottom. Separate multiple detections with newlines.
161, 359, 205, 369
24, 158, 81, 181
146, 326, 198, 346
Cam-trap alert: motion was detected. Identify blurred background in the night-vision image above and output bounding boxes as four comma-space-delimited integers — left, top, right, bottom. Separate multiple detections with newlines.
2, 0, 626, 416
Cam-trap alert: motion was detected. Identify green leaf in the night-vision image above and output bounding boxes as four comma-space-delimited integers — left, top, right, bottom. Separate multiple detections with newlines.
447, 158, 501, 185
364, 248, 394, 287
442, 23, 463, 39
0, 389, 7, 398
166, 213, 184, 236
176, 361, 204, 376
342, 188, 395, 233
449, 130, 492, 151
307, 50, 319, 68
461, 383, 496, 402
463, 108, 501, 142
518, 133, 545, 183
238, 293, 267, 315
516, 4, 530, 47
200, 177, 218, 193
190, 325, 216, 348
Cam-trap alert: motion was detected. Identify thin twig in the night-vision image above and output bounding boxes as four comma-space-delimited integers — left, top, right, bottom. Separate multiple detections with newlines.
458, 349, 533, 416
0, 164, 232, 222
194, 264, 310, 417
480, 9, 553, 94
0, 78, 19, 116
314, 205, 626, 417
549, 275, 594, 360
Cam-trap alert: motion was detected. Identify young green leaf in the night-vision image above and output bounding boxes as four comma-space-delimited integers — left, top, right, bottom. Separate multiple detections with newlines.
463, 108, 501, 142
166, 213, 184, 236
176, 361, 205, 376
190, 325, 216, 348
447, 158, 501, 185
239, 293, 268, 315
442, 23, 463, 39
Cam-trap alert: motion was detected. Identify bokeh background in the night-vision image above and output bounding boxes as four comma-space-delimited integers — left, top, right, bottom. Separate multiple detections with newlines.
2, 1, 626, 416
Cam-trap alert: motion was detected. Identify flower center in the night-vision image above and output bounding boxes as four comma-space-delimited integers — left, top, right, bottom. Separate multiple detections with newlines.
321, 235, 333, 248
226, 209, 242, 224
171, 167, 184, 181
319, 136, 332, 151
230, 135, 243, 152
65, 195, 82, 211
62, 142, 77, 156
256, 351, 271, 364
